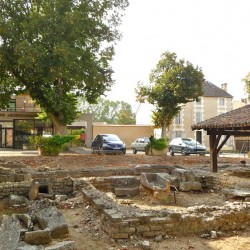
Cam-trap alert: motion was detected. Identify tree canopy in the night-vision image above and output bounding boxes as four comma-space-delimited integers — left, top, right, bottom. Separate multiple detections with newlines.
243, 72, 250, 100
136, 51, 205, 137
0, 0, 129, 134
78, 97, 136, 124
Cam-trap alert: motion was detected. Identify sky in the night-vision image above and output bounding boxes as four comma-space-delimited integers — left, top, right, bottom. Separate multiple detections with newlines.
106, 0, 250, 124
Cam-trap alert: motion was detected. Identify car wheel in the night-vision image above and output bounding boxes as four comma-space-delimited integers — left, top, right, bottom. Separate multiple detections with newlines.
97, 146, 103, 155
181, 148, 187, 156
169, 148, 174, 156
133, 148, 137, 154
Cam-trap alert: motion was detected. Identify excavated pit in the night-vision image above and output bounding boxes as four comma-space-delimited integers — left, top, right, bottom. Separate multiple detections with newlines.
1, 163, 250, 241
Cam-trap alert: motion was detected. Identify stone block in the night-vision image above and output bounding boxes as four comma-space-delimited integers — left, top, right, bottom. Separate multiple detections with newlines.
24, 229, 52, 245
0, 215, 20, 250
114, 187, 139, 197
45, 241, 76, 250
171, 169, 195, 182
136, 226, 150, 232
179, 182, 192, 192
112, 233, 129, 239
191, 182, 202, 191
35, 206, 69, 239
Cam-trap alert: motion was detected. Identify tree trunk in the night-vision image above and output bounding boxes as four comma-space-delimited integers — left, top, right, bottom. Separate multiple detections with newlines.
161, 121, 167, 138
50, 114, 67, 135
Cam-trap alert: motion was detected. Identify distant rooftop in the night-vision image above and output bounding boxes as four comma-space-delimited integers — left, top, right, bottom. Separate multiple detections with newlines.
203, 81, 233, 98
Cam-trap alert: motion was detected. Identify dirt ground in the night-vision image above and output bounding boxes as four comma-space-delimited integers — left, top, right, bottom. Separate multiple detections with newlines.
1, 150, 250, 250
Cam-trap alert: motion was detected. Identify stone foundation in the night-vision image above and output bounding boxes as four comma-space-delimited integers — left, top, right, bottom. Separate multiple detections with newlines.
81, 179, 250, 239
1, 163, 250, 240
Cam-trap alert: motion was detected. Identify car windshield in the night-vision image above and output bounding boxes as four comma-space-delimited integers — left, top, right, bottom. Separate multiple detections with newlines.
103, 134, 121, 141
182, 138, 201, 146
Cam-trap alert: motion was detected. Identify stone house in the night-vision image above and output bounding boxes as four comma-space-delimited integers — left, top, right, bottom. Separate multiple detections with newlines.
168, 81, 234, 150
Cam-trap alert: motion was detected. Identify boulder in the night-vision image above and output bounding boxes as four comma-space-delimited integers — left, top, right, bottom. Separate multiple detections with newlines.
24, 229, 52, 245
0, 215, 20, 250
35, 206, 69, 239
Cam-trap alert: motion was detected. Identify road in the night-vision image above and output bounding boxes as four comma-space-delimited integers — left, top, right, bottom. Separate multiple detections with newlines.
0, 147, 248, 158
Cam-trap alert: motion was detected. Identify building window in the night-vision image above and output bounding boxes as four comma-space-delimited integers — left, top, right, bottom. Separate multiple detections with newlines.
196, 111, 202, 123
174, 112, 182, 124
174, 131, 183, 138
219, 98, 225, 106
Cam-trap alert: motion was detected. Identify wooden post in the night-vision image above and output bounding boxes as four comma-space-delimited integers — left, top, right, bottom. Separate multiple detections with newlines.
209, 133, 218, 172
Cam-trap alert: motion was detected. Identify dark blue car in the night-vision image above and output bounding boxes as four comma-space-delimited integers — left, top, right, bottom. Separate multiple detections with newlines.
91, 134, 126, 155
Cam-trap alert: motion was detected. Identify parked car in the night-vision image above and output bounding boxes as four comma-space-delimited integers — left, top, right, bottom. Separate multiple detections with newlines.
131, 137, 150, 154
91, 134, 126, 154
169, 138, 207, 156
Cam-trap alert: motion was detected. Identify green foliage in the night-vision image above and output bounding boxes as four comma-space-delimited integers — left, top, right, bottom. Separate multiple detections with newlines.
136, 51, 204, 136
29, 134, 75, 155
78, 97, 136, 124
0, 0, 129, 133
243, 73, 250, 100
145, 135, 168, 154
116, 109, 136, 124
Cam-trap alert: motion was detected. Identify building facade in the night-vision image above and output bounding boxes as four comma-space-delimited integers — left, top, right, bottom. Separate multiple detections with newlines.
0, 94, 50, 149
168, 82, 234, 149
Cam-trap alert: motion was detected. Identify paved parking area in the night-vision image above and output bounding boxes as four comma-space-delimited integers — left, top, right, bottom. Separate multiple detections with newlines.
0, 147, 248, 158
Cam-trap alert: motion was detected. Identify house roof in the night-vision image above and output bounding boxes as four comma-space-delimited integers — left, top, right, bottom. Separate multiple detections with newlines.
203, 81, 233, 98
192, 104, 250, 130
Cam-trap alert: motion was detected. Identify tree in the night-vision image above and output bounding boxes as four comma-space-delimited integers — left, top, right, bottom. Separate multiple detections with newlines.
243, 73, 250, 100
136, 51, 204, 138
116, 107, 136, 124
78, 97, 136, 124
0, 0, 129, 134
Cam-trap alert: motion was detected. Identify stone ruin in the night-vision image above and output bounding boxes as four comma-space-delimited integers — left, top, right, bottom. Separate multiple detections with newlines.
0, 162, 250, 248
0, 198, 74, 250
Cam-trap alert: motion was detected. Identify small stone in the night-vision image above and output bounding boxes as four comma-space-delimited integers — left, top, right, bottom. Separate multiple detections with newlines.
141, 240, 150, 250
154, 235, 163, 242
200, 233, 210, 238
210, 231, 217, 239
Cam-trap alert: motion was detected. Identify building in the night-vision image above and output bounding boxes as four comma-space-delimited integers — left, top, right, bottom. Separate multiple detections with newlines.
168, 81, 234, 150
0, 94, 45, 149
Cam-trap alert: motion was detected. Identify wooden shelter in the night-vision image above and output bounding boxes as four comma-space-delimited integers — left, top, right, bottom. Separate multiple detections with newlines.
191, 104, 250, 172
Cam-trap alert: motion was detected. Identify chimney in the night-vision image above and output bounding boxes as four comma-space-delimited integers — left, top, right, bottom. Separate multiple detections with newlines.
221, 83, 227, 92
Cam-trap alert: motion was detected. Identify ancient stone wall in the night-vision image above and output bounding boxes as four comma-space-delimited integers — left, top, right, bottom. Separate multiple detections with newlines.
81, 179, 250, 239
0, 182, 30, 199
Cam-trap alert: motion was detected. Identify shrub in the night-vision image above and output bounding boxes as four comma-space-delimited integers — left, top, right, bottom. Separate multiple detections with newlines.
145, 135, 168, 155
28, 135, 75, 156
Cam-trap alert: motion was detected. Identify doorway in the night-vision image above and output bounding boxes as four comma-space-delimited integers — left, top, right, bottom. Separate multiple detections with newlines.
0, 128, 13, 148
196, 131, 202, 144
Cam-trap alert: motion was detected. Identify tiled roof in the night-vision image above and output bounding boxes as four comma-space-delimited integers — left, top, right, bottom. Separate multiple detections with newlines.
192, 104, 250, 130
203, 81, 233, 98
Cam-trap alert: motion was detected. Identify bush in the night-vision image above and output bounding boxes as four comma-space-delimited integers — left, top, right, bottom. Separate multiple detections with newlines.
145, 135, 168, 155
28, 135, 75, 156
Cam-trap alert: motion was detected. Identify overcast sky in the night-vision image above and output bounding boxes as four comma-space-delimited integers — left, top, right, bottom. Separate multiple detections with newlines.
106, 0, 250, 123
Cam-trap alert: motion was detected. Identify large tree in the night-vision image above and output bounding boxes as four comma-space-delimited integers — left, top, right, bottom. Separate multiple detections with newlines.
78, 97, 136, 124
0, 0, 129, 134
136, 51, 205, 138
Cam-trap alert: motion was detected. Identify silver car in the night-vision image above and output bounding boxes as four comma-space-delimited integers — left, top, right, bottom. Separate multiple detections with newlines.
169, 138, 207, 156
131, 137, 150, 154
